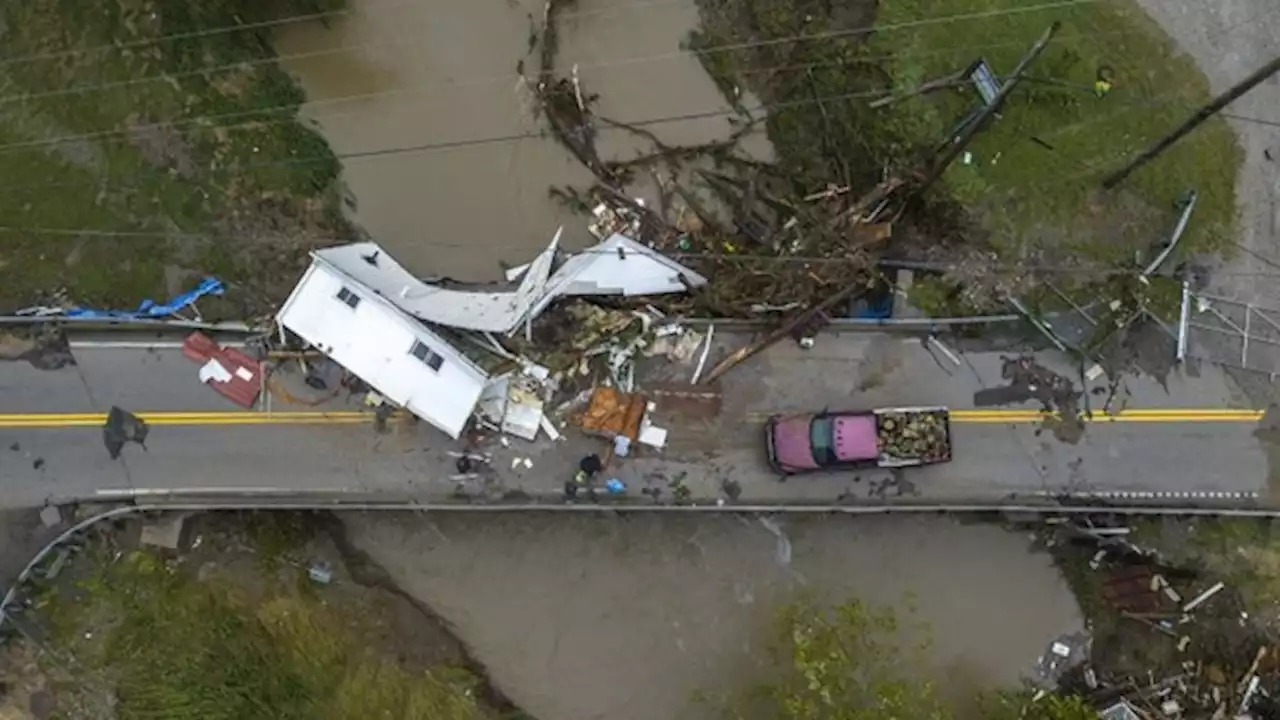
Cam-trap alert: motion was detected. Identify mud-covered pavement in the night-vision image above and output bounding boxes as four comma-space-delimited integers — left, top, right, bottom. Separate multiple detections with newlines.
342, 512, 1084, 720
0, 332, 1267, 509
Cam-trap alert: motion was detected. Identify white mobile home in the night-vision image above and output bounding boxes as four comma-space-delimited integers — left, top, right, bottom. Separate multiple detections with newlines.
277, 250, 488, 439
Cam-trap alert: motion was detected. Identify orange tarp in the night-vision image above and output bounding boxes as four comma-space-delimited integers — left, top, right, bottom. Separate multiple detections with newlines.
577, 386, 646, 440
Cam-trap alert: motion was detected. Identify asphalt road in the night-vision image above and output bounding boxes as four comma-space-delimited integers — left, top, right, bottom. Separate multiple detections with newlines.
0, 334, 1272, 509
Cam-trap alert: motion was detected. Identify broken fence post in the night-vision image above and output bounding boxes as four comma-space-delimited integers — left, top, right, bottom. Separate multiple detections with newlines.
1176, 279, 1191, 363
690, 324, 715, 384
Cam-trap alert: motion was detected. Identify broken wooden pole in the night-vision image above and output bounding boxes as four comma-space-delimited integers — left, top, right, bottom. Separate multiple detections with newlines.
916, 22, 1061, 195
1103, 55, 1280, 189
698, 280, 864, 385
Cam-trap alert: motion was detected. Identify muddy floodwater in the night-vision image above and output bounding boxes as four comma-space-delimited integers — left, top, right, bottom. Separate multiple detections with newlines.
344, 514, 1083, 720
275, 0, 772, 280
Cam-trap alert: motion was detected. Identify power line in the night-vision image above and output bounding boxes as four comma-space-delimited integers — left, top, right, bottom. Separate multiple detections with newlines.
0, 0, 1254, 222
0, 0, 701, 72
0, 0, 1099, 110
1, 0, 1259, 172
0, 8, 348, 69
0, 5, 1268, 170
0, 60, 1270, 201
0, 27, 1147, 158
0, 85, 907, 194
0, 0, 712, 109
2, 223, 1277, 280
0, 67, 1266, 214
1020, 76, 1280, 129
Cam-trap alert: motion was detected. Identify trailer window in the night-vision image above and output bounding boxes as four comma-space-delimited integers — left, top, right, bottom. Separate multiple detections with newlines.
336, 286, 361, 309
809, 417, 837, 465
409, 340, 445, 371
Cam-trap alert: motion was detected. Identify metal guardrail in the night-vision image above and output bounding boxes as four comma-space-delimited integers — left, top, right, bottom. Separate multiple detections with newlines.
672, 315, 1024, 335
0, 315, 257, 333
3, 313, 1024, 335
4, 496, 1273, 637
74, 485, 1263, 508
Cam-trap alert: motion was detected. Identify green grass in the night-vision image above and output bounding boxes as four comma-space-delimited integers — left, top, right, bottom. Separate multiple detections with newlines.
691, 0, 1241, 317
872, 0, 1240, 267
0, 0, 352, 315
49, 549, 489, 720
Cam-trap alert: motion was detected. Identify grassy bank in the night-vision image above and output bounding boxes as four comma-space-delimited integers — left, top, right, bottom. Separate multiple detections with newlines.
0, 0, 355, 316
872, 0, 1239, 266
691, 0, 1240, 311
10, 517, 499, 719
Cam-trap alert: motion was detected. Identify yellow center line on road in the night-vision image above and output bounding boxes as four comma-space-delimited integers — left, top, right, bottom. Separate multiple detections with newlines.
0, 411, 374, 429
746, 409, 1264, 424
952, 409, 1264, 423
0, 408, 1265, 429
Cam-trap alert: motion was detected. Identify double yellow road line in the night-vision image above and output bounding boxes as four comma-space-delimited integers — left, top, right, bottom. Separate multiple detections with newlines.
951, 408, 1263, 424
0, 408, 1264, 429
0, 411, 374, 428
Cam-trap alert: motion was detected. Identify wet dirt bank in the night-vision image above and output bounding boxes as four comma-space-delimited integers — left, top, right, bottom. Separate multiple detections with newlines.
319, 514, 533, 718
342, 513, 1084, 720
274, 0, 771, 281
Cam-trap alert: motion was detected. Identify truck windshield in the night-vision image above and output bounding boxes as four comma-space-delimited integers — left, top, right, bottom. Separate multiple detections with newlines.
810, 416, 837, 465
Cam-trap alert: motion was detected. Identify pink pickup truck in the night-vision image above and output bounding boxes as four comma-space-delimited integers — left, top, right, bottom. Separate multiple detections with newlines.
764, 407, 953, 476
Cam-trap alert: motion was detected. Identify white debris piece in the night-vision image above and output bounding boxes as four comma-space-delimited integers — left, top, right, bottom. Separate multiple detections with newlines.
691, 324, 715, 384
198, 359, 232, 384
613, 435, 632, 457
1182, 581, 1226, 613
670, 330, 705, 363
539, 414, 562, 441
639, 425, 668, 449
527, 233, 708, 320
475, 374, 511, 427
308, 230, 560, 334
505, 262, 531, 282
501, 375, 545, 441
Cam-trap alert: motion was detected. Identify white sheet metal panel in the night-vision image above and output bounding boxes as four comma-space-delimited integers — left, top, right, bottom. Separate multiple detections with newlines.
311, 232, 559, 334
529, 234, 708, 318
277, 262, 487, 438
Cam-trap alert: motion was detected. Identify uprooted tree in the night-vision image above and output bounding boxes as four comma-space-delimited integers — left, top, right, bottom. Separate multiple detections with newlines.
712, 598, 1095, 720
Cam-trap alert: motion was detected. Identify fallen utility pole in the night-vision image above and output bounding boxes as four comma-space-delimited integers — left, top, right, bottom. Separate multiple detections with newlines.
698, 280, 865, 385
1103, 55, 1280, 189
916, 22, 1060, 194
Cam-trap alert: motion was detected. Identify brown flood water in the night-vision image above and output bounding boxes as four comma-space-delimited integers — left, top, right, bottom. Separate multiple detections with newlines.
274, 0, 771, 281
345, 514, 1083, 720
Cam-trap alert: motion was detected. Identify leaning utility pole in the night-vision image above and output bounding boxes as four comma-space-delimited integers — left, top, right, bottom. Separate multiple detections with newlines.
916, 22, 1061, 194
1102, 56, 1280, 190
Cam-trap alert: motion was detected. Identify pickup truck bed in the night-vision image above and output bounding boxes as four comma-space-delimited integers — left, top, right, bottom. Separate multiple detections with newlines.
873, 407, 952, 467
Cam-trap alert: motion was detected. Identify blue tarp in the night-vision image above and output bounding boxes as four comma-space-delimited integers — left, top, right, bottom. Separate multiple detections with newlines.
61, 277, 225, 319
